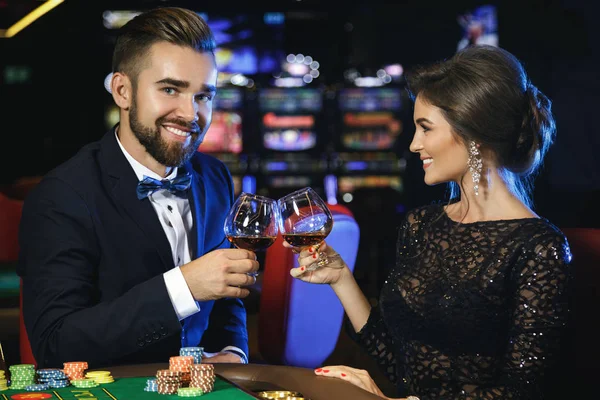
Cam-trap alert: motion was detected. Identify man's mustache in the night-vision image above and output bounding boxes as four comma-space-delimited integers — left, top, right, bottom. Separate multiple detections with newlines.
157, 117, 202, 134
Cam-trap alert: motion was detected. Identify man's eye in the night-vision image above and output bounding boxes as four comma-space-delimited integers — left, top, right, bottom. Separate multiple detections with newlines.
195, 94, 212, 103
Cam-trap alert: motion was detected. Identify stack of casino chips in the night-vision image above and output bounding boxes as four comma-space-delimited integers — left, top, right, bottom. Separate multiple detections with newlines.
177, 386, 205, 397
8, 364, 36, 390
0, 370, 8, 391
25, 383, 51, 392
179, 347, 203, 364
169, 355, 194, 386
156, 369, 182, 395
36, 368, 70, 389
189, 364, 215, 394
63, 361, 88, 381
144, 378, 158, 392
85, 370, 114, 384
71, 378, 99, 389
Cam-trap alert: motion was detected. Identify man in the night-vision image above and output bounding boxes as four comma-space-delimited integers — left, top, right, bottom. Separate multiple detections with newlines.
17, 7, 258, 368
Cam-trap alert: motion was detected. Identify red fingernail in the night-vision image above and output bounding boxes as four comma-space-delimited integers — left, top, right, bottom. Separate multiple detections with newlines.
313, 254, 317, 258
341, 373, 346, 377
323, 369, 329, 373
309, 247, 313, 252
315, 368, 322, 372
300, 266, 305, 271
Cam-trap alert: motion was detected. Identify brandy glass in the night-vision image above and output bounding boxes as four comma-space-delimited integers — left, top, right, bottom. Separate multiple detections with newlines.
277, 187, 333, 270
224, 193, 279, 253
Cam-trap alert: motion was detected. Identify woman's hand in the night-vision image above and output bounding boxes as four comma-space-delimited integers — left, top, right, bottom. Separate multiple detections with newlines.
284, 241, 349, 285
314, 365, 389, 398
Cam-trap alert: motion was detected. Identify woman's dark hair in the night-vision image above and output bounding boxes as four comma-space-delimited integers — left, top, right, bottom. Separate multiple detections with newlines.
112, 7, 216, 84
405, 44, 556, 208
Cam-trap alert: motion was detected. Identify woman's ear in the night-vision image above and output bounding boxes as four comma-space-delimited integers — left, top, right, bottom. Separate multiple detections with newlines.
111, 72, 132, 111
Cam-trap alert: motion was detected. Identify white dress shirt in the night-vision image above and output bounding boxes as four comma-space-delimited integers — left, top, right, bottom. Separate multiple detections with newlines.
115, 132, 247, 362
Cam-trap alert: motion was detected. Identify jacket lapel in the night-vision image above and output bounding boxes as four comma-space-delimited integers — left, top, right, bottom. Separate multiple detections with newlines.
183, 163, 205, 260
99, 130, 174, 271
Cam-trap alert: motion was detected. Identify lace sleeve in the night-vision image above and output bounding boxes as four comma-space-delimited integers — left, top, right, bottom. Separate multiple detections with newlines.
348, 212, 420, 385
458, 233, 573, 400
354, 306, 398, 384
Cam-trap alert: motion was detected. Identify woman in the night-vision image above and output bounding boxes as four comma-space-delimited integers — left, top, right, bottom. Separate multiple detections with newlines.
287, 45, 572, 400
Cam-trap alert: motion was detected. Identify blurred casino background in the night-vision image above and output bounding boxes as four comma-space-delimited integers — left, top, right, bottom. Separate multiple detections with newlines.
1, 0, 598, 393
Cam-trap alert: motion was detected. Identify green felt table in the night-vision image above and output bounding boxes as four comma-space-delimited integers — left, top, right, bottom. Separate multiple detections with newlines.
1, 363, 386, 400
0, 375, 258, 399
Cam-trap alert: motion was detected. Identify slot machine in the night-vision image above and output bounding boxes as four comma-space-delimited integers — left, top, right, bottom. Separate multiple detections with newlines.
330, 85, 410, 298
199, 85, 247, 196
255, 86, 328, 200
333, 86, 408, 207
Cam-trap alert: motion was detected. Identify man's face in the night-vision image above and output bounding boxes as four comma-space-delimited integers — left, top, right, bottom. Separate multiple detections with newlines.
128, 41, 218, 167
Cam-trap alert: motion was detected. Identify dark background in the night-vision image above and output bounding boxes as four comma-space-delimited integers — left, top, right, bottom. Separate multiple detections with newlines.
1, 0, 598, 226
2, 0, 598, 301
0, 1, 598, 387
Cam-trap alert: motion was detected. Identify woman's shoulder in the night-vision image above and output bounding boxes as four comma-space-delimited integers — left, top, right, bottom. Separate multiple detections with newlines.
519, 216, 567, 242
517, 217, 572, 264
404, 202, 446, 224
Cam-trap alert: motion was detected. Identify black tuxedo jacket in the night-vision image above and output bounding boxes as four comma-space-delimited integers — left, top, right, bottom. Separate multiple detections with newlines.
17, 131, 247, 368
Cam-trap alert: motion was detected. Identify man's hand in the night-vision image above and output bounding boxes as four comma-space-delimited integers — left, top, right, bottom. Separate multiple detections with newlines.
202, 352, 244, 364
180, 248, 259, 301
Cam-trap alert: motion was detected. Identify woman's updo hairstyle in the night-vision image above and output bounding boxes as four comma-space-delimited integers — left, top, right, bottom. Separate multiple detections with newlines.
406, 45, 556, 206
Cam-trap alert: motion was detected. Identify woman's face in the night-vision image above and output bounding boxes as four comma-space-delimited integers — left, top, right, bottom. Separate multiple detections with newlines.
409, 95, 470, 186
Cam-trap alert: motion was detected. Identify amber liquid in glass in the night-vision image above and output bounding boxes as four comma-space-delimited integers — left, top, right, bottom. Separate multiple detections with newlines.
282, 232, 327, 247
227, 235, 277, 251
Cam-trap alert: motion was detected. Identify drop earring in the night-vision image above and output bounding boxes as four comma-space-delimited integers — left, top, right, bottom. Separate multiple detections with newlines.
467, 141, 482, 196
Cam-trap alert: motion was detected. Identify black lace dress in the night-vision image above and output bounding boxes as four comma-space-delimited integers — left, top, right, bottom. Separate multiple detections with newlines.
354, 204, 572, 400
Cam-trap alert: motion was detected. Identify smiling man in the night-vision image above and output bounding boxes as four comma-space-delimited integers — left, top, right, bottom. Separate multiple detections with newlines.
18, 7, 258, 368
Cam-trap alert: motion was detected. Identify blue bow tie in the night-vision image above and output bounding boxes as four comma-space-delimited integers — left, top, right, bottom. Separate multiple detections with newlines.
136, 172, 192, 200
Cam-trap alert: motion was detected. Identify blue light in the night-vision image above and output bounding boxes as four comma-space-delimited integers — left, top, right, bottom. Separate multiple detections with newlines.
264, 12, 284, 25
242, 176, 256, 194
324, 174, 338, 205
345, 161, 368, 171
266, 162, 288, 172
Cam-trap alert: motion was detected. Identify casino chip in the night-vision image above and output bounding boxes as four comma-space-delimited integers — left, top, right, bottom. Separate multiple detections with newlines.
0, 369, 8, 391
147, 349, 216, 396
177, 387, 204, 397
179, 347, 204, 364
25, 383, 50, 391
189, 364, 214, 394
63, 361, 88, 381
9, 364, 36, 390
71, 378, 99, 388
156, 369, 182, 395
86, 370, 115, 384
37, 368, 70, 388
144, 378, 158, 392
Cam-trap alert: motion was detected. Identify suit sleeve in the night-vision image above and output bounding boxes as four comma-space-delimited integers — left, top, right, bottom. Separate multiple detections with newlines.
199, 163, 249, 357
18, 177, 182, 367
201, 297, 249, 357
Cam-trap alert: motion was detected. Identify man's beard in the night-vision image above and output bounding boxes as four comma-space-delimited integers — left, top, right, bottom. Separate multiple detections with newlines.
129, 95, 206, 167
